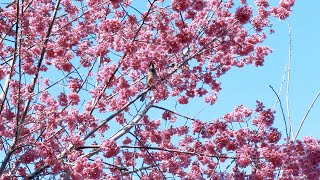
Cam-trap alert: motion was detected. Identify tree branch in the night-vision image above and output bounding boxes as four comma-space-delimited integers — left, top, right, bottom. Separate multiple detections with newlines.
269, 85, 289, 139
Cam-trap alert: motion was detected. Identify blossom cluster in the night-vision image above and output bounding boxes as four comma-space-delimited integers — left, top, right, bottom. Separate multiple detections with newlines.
0, 0, 298, 179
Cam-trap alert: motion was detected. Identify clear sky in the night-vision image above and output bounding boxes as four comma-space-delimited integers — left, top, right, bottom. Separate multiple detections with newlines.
156, 0, 320, 142
203, 0, 320, 140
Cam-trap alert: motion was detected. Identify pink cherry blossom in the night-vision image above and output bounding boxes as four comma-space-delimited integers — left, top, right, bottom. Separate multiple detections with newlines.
235, 6, 253, 24
0, 0, 311, 179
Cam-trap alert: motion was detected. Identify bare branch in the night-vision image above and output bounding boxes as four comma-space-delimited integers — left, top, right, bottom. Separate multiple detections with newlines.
121, 145, 237, 159
269, 85, 289, 139
286, 22, 293, 139
152, 105, 197, 121
294, 91, 320, 142
110, 98, 155, 141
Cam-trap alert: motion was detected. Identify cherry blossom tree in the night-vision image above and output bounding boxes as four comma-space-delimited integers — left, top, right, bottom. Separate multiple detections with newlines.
2, 0, 318, 179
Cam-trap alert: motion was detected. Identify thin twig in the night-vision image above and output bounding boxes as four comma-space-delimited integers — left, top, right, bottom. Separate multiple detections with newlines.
122, 165, 154, 176
269, 85, 289, 139
294, 91, 320, 142
272, 66, 287, 111
152, 105, 197, 121
286, 22, 293, 139
192, 103, 208, 119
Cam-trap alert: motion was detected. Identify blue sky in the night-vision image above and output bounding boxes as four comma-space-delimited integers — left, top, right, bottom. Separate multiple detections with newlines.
155, 0, 320, 142
149, 0, 320, 142
210, 0, 320, 140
